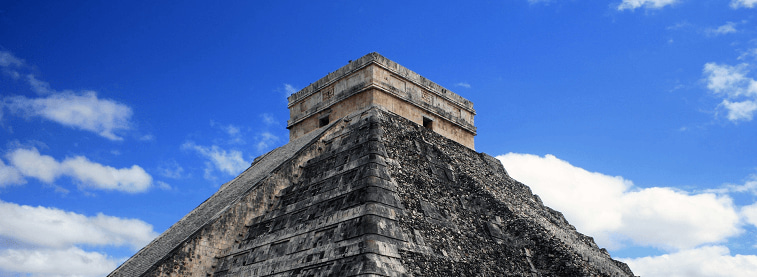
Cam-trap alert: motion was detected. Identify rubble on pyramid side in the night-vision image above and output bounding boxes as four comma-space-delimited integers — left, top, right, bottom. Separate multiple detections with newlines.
377, 108, 635, 276
110, 106, 635, 277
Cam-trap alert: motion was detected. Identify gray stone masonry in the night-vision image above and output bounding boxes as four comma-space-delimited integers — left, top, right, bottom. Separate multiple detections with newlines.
110, 106, 636, 277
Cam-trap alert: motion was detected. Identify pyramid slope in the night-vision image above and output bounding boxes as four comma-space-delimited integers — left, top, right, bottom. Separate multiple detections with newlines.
378, 110, 634, 276
111, 107, 635, 277
109, 120, 337, 277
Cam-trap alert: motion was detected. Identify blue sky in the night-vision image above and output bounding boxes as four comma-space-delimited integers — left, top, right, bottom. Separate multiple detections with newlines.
1, 0, 756, 276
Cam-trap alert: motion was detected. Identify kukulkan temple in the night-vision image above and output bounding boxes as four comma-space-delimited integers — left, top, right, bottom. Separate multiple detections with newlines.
110, 53, 636, 276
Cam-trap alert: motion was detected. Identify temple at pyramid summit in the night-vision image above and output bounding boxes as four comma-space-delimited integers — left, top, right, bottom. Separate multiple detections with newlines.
110, 53, 636, 276
286, 53, 476, 149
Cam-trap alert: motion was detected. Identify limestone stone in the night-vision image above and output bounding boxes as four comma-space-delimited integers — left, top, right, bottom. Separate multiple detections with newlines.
109, 54, 636, 277
287, 53, 476, 149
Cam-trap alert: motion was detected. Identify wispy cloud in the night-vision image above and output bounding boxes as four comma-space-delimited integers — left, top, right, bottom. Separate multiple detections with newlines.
260, 113, 278, 126
210, 121, 245, 144
283, 83, 298, 96
0, 51, 24, 80
617, 0, 679, 11
182, 142, 249, 178
706, 22, 738, 36
158, 160, 185, 179
455, 82, 471, 89
255, 132, 279, 153
666, 21, 692, 31
710, 173, 757, 195
0, 51, 24, 68
702, 62, 757, 122
0, 199, 157, 276
156, 180, 172, 190
5, 147, 153, 193
26, 74, 55, 95
139, 134, 155, 141
731, 0, 757, 9
185, 115, 284, 180
0, 51, 134, 141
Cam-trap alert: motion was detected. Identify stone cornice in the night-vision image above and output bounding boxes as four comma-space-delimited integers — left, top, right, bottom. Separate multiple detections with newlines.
287, 53, 475, 114
286, 83, 477, 135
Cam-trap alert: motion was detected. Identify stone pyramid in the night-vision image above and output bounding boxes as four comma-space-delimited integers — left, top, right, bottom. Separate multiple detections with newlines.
109, 54, 635, 277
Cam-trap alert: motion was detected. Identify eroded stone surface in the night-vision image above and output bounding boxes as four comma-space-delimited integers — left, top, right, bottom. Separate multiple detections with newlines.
111, 107, 635, 277
286, 53, 477, 149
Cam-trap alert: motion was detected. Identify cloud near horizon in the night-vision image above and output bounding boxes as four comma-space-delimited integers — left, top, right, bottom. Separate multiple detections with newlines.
497, 153, 757, 276
497, 153, 741, 251
0, 199, 157, 277
621, 246, 757, 277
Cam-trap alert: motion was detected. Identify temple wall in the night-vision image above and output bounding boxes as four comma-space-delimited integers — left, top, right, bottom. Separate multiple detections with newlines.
287, 54, 477, 149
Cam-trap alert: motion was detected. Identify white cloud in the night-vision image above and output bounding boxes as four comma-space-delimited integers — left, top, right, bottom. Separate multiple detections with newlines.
64, 156, 152, 193
621, 246, 757, 277
620, 187, 739, 249
703, 63, 756, 99
4, 91, 133, 140
0, 200, 156, 277
7, 148, 61, 183
731, 0, 757, 9
0, 159, 25, 187
0, 200, 157, 249
1, 51, 135, 140
617, 0, 678, 11
6, 147, 153, 193
703, 63, 757, 122
182, 142, 249, 177
707, 22, 738, 36
0, 247, 121, 277
497, 153, 741, 250
721, 100, 757, 121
